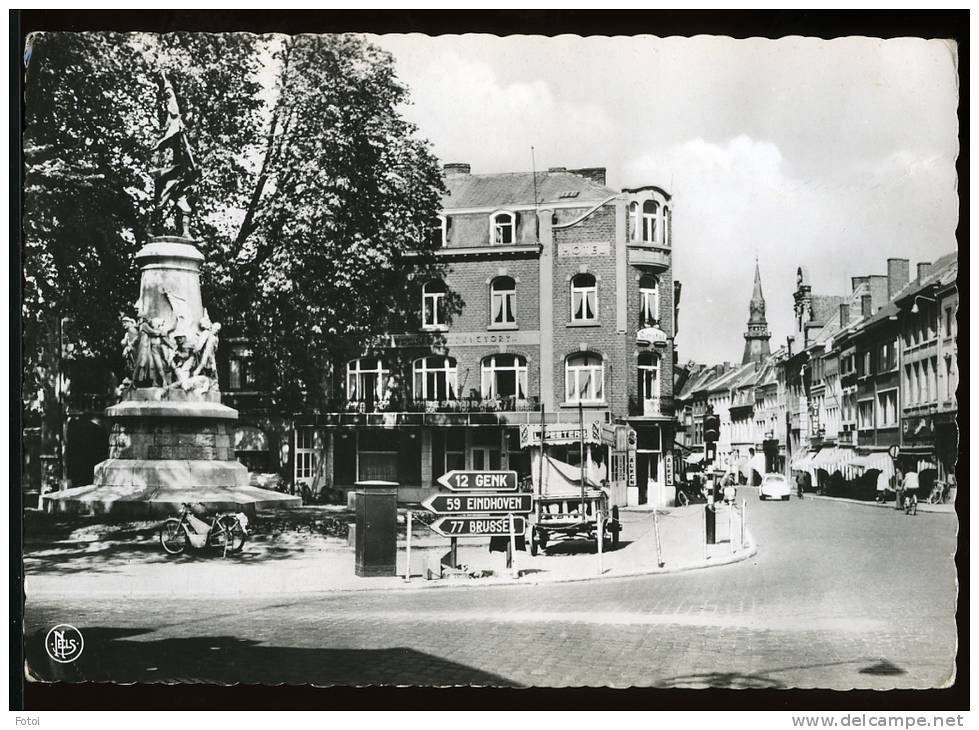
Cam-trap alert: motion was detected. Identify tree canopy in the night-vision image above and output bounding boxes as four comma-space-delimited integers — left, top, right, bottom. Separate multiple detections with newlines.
23, 32, 447, 418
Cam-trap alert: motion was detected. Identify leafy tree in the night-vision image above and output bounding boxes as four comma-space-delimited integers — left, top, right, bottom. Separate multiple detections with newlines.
23, 31, 449, 442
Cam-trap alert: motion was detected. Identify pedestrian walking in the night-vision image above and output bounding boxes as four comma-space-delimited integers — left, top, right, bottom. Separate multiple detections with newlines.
894, 468, 905, 510
901, 470, 919, 511
876, 469, 889, 503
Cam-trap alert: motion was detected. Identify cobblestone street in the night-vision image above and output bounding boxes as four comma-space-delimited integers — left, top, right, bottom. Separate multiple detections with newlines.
25, 496, 958, 689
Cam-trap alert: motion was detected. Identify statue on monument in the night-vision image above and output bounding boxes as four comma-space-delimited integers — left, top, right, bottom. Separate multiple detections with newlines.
149, 71, 200, 238
133, 314, 178, 387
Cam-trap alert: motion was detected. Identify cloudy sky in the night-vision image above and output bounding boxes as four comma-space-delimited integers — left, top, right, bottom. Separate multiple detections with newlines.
370, 33, 959, 364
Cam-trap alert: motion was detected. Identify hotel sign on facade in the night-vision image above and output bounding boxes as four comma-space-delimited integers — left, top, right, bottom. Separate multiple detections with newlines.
386, 331, 541, 349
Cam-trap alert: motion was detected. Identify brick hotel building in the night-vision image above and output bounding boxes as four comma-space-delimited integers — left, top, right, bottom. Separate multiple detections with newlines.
289, 163, 680, 507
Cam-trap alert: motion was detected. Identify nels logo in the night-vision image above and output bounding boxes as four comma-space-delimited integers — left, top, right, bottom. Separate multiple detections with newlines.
45, 624, 84, 663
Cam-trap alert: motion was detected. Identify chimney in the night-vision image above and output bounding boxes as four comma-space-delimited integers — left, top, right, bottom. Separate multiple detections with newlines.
570, 167, 607, 186
868, 275, 888, 309
839, 303, 850, 328
860, 294, 872, 318
887, 257, 910, 299
917, 262, 932, 282
443, 163, 471, 176
851, 275, 869, 293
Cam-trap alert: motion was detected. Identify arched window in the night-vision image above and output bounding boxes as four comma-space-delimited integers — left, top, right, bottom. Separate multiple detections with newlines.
491, 211, 515, 245
413, 356, 457, 401
638, 352, 661, 400
629, 201, 640, 241
639, 274, 659, 327
347, 358, 389, 405
570, 273, 598, 322
565, 352, 605, 404
422, 279, 447, 328
481, 354, 527, 399
642, 200, 658, 243
490, 276, 516, 325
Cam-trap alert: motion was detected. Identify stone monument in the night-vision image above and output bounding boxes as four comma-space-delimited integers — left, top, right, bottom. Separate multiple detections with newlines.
47, 72, 299, 517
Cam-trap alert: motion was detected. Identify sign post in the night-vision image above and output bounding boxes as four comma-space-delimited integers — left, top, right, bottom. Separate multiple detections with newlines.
508, 512, 517, 579
404, 509, 412, 582
597, 506, 604, 575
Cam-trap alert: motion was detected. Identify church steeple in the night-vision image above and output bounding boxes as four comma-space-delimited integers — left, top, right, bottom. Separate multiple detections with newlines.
742, 258, 772, 364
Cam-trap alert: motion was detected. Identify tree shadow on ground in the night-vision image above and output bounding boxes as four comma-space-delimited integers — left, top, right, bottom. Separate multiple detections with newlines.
25, 626, 515, 687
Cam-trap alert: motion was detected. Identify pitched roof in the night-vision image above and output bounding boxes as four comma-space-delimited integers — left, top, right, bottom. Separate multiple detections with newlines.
858, 251, 958, 331
443, 170, 619, 210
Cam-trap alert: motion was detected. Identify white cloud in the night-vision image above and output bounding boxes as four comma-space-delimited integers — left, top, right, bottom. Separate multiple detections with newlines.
395, 51, 613, 174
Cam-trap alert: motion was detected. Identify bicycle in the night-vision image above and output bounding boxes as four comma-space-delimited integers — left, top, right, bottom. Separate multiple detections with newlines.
160, 502, 248, 557
928, 481, 950, 504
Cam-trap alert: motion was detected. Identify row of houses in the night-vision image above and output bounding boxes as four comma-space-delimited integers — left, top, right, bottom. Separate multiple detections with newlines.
675, 252, 959, 500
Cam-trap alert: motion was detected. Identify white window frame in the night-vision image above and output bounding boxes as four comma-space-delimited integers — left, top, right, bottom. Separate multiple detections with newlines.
638, 352, 661, 400
641, 200, 659, 243
876, 388, 898, 428
346, 357, 389, 402
412, 356, 458, 401
663, 206, 671, 246
480, 354, 528, 399
565, 352, 605, 404
294, 427, 316, 484
639, 275, 659, 327
857, 398, 875, 431
570, 273, 598, 322
490, 276, 517, 326
436, 215, 448, 247
422, 279, 447, 329
490, 211, 515, 245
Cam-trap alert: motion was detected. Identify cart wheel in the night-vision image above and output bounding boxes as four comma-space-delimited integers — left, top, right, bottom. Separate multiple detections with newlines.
539, 530, 549, 551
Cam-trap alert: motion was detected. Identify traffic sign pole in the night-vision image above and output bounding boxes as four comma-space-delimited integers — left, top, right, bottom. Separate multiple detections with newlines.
450, 537, 457, 569
404, 510, 412, 582
597, 506, 604, 575
508, 512, 517, 579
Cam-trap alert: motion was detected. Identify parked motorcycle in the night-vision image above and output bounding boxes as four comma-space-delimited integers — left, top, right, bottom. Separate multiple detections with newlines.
160, 502, 248, 557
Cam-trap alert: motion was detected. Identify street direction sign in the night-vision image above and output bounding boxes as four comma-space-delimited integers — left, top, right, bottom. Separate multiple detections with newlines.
429, 515, 527, 538
436, 470, 517, 491
421, 492, 533, 515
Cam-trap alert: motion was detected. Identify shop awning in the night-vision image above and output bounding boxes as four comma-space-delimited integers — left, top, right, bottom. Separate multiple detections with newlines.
917, 460, 938, 473
809, 447, 857, 475
849, 452, 895, 480
685, 453, 704, 465
791, 450, 819, 470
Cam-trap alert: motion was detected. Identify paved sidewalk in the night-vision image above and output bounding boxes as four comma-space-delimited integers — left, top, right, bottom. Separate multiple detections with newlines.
24, 502, 754, 598
806, 494, 957, 514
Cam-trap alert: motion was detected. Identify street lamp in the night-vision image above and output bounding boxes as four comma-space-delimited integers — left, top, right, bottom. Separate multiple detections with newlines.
910, 294, 936, 315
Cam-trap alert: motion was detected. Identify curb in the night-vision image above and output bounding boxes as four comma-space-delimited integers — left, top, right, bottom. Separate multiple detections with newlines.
26, 531, 759, 599
806, 494, 956, 515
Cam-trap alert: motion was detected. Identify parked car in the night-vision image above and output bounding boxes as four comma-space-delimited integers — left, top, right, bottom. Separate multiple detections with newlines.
759, 473, 791, 501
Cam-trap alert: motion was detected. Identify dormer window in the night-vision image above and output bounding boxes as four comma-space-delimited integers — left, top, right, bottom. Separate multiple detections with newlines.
491, 211, 515, 245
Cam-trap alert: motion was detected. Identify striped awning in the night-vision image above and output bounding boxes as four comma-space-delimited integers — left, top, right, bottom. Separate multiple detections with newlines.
809, 447, 857, 475
850, 452, 895, 480
791, 450, 819, 470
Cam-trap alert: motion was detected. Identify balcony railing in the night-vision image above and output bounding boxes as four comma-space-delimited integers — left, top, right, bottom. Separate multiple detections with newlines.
628, 395, 676, 418
326, 396, 542, 414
